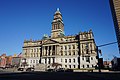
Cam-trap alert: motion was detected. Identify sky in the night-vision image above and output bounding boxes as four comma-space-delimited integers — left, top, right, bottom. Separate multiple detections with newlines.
0, 0, 120, 60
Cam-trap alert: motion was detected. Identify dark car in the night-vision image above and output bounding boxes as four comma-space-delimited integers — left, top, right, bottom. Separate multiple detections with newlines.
26, 67, 35, 72
17, 68, 24, 71
47, 69, 54, 72
56, 68, 65, 72
65, 69, 73, 72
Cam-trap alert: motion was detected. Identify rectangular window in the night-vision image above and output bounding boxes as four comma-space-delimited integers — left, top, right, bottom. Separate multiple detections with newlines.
83, 65, 84, 68
69, 59, 71, 63
65, 65, 67, 68
73, 65, 75, 68
45, 59, 47, 64
31, 53, 33, 57
86, 43, 89, 54
86, 57, 90, 62
37, 53, 38, 57
68, 45, 71, 49
73, 51, 75, 55
48, 58, 50, 64
91, 57, 93, 60
34, 53, 35, 57
61, 51, 63, 56
82, 57, 84, 60
82, 44, 83, 49
87, 65, 89, 68
69, 51, 71, 55
37, 48, 39, 52
34, 49, 36, 52
65, 46, 67, 50
36, 60, 38, 63
65, 51, 67, 55
69, 65, 71, 68
65, 59, 67, 63
61, 46, 63, 49
33, 60, 35, 63
61, 59, 62, 62
92, 65, 94, 67
31, 49, 33, 52
73, 45, 75, 49
73, 59, 75, 63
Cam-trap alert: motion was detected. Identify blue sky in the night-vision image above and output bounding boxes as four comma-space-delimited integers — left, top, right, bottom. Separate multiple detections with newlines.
0, 0, 120, 60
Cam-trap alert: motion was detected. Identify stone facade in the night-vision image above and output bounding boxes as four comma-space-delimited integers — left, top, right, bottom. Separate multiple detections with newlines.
22, 8, 98, 69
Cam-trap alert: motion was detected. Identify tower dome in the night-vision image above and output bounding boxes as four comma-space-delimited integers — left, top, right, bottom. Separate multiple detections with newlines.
55, 8, 61, 14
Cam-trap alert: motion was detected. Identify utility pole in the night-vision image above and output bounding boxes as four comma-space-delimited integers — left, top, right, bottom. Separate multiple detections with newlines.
96, 46, 101, 72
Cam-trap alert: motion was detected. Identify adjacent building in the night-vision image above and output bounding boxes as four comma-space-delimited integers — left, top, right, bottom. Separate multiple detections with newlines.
109, 0, 120, 52
111, 57, 120, 70
22, 8, 98, 69
0, 54, 7, 68
103, 61, 112, 69
0, 53, 23, 68
6, 56, 12, 67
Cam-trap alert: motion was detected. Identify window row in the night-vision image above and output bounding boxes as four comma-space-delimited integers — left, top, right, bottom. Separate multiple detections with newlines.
61, 38, 75, 42
80, 34, 92, 40
61, 59, 76, 63
30, 53, 40, 57
24, 48, 40, 53
60, 51, 76, 56
82, 64, 94, 68
31, 59, 39, 64
61, 45, 76, 50
64, 65, 76, 69
82, 57, 93, 63
31, 48, 40, 53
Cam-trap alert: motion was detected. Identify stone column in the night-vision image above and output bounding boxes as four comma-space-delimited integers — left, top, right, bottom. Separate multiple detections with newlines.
43, 46, 45, 56
46, 46, 48, 56
47, 46, 49, 56
55, 45, 57, 55
50, 46, 53, 55
44, 46, 46, 56
57, 45, 59, 55
51, 58, 53, 63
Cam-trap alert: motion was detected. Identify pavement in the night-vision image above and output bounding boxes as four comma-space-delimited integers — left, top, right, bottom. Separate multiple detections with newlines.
0, 71, 120, 80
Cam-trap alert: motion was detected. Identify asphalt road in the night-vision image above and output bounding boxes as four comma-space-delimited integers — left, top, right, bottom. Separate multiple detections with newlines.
0, 72, 120, 80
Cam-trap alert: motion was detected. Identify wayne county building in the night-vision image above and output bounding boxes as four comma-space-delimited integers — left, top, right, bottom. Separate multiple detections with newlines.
22, 8, 98, 69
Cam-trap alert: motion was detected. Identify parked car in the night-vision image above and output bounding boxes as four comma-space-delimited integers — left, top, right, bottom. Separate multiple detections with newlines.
26, 67, 35, 72
56, 68, 65, 72
65, 69, 73, 72
17, 68, 24, 71
47, 69, 54, 72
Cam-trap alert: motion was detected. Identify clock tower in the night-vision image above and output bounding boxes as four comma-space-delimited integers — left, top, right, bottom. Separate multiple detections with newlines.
51, 8, 64, 38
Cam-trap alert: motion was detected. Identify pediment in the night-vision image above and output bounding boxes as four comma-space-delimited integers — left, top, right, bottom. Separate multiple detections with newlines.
42, 39, 59, 45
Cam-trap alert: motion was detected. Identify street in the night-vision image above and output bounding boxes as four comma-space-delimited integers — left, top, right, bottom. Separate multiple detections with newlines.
0, 72, 120, 80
